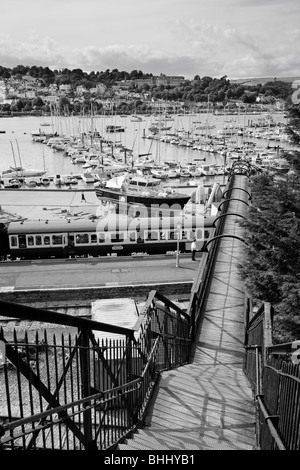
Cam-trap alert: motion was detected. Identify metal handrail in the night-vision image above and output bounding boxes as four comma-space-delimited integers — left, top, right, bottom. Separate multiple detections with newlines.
256, 396, 286, 450
244, 302, 299, 451
201, 234, 249, 252
0, 299, 135, 338
222, 187, 252, 200
0, 287, 191, 450
1, 335, 163, 438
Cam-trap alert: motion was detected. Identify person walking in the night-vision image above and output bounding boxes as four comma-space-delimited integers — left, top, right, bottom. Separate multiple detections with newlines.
191, 237, 197, 261
81, 191, 86, 203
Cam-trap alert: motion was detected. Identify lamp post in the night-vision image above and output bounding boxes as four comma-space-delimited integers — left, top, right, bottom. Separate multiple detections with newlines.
176, 222, 181, 268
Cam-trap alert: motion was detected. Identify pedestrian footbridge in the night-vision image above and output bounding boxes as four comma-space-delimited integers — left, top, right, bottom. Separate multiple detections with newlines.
118, 166, 255, 450
2, 161, 294, 451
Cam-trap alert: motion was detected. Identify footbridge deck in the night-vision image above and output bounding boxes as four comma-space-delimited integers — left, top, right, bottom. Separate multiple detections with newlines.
119, 171, 256, 450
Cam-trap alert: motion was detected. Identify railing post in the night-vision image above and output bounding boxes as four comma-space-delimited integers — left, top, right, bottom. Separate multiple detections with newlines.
79, 328, 97, 450
190, 297, 196, 341
125, 335, 136, 427
263, 302, 273, 367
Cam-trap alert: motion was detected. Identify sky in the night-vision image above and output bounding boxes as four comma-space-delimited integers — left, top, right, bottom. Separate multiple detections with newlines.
0, 0, 299, 80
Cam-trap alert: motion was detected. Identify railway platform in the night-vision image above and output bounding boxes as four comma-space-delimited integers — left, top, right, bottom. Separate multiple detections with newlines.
0, 253, 201, 306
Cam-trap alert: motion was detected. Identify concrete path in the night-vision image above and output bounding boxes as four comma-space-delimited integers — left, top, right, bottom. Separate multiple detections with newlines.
0, 254, 199, 292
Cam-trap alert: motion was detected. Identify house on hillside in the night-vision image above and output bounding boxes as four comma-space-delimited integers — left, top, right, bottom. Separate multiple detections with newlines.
0, 80, 7, 103
59, 84, 71, 94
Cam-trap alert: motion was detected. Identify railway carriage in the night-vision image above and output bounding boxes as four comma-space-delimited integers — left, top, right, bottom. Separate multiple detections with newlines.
3, 213, 216, 260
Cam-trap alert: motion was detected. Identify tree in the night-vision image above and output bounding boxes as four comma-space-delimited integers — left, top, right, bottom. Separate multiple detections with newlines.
32, 96, 44, 108
11, 65, 29, 76
0, 103, 11, 112
242, 92, 257, 103
11, 99, 25, 111
58, 96, 71, 113
55, 75, 71, 86
23, 101, 33, 112
285, 105, 300, 147
239, 146, 300, 342
0, 67, 10, 79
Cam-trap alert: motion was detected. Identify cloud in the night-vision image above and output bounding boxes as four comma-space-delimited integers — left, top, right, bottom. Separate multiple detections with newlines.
0, 35, 206, 77
166, 19, 300, 78
0, 17, 299, 81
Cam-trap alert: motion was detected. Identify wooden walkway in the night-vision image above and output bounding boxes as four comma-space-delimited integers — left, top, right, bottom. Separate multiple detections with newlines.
119, 174, 256, 450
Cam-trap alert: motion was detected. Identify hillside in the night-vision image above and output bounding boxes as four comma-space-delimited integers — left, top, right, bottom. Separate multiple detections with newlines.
230, 76, 300, 86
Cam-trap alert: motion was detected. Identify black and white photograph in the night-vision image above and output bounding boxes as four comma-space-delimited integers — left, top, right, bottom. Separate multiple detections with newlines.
0, 0, 299, 456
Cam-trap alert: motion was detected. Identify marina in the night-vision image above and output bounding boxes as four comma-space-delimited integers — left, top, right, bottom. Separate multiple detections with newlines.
0, 110, 294, 226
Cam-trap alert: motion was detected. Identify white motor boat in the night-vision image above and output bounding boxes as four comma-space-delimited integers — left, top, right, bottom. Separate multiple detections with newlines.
1, 166, 47, 179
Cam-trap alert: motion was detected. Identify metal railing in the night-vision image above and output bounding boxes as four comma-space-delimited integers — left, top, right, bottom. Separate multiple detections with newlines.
0, 291, 191, 450
244, 300, 300, 450
187, 169, 237, 335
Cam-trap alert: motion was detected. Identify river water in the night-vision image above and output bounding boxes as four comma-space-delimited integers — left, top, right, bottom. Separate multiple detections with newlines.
0, 111, 289, 184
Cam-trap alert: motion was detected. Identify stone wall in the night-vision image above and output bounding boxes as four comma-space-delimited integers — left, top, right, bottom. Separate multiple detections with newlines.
0, 282, 193, 308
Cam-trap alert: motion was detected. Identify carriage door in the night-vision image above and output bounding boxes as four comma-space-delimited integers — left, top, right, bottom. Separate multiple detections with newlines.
67, 234, 75, 257
18, 235, 27, 249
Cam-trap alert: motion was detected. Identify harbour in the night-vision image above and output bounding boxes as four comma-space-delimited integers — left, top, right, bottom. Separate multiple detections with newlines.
0, 111, 292, 191
0, 111, 291, 180
0, 111, 294, 261
0, 110, 294, 227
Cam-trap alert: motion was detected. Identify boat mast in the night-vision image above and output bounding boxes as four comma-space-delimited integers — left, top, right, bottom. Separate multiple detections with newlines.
15, 140, 25, 178
15, 140, 23, 167
9, 140, 17, 168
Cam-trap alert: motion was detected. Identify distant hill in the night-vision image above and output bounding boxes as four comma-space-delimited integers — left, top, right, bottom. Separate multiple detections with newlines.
230, 76, 300, 86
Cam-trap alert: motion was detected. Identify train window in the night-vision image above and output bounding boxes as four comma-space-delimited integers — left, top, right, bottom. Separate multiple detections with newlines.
111, 232, 124, 243
204, 230, 210, 239
146, 231, 158, 241
10, 236, 18, 247
196, 229, 203, 239
44, 236, 50, 245
18, 235, 26, 249
129, 232, 136, 242
52, 235, 63, 245
91, 234, 97, 244
75, 233, 89, 244
169, 231, 176, 240
182, 230, 188, 240
28, 236, 34, 246
160, 231, 166, 240
137, 229, 145, 243
98, 233, 105, 243
35, 235, 42, 246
